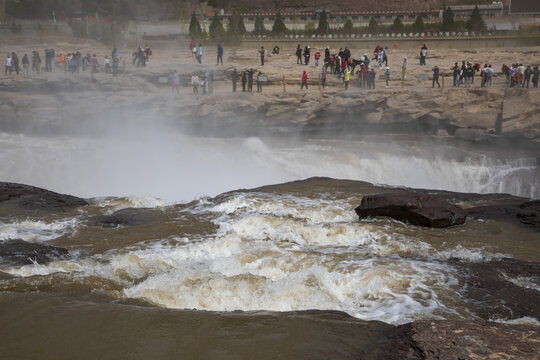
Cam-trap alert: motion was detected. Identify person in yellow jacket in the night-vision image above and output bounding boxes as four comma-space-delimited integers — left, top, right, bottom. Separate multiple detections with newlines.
344, 69, 351, 90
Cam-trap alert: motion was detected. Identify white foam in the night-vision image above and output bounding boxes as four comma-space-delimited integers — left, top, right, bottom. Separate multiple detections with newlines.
91, 196, 169, 213
490, 316, 540, 327
0, 218, 82, 243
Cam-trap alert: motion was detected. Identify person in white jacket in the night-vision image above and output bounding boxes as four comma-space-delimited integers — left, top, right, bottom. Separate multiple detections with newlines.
191, 73, 199, 94
5, 53, 13, 75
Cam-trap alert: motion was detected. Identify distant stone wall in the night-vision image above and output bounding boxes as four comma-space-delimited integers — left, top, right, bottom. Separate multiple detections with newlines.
0, 0, 6, 21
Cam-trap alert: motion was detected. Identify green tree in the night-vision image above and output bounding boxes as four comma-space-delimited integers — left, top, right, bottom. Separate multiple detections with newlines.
272, 11, 287, 34
367, 17, 378, 34
304, 21, 315, 35
228, 10, 244, 39
189, 13, 201, 37
442, 7, 456, 32
254, 15, 265, 35
209, 14, 224, 40
390, 16, 404, 34
467, 5, 487, 32
412, 16, 425, 33
237, 13, 247, 35
317, 11, 329, 34
343, 19, 354, 34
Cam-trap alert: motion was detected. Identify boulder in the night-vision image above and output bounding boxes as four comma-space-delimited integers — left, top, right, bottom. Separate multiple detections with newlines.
0, 182, 88, 217
92, 208, 163, 228
355, 192, 466, 228
0, 239, 70, 267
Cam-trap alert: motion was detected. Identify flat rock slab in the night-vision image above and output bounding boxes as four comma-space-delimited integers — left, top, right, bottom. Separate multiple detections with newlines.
355, 192, 467, 228
466, 199, 540, 231
0, 239, 70, 267
91, 208, 164, 228
387, 320, 540, 360
0, 182, 88, 217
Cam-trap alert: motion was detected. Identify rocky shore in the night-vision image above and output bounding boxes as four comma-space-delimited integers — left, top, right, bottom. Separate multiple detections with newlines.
0, 37, 539, 145
1, 71, 539, 145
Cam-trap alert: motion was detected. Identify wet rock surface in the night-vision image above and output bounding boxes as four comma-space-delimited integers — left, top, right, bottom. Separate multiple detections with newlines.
0, 182, 88, 217
0, 239, 70, 267
466, 199, 540, 231
92, 208, 164, 228
451, 258, 540, 321
387, 320, 540, 360
355, 192, 467, 228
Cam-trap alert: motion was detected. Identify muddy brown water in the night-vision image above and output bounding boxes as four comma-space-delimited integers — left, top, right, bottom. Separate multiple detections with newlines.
1, 178, 539, 359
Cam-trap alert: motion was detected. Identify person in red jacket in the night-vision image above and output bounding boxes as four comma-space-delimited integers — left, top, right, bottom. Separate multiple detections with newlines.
301, 70, 308, 90
315, 51, 321, 67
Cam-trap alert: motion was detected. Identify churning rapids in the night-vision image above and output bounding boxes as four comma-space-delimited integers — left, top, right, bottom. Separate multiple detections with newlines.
0, 130, 539, 359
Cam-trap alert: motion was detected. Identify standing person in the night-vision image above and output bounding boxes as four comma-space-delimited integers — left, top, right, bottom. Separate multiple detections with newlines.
11, 52, 20, 75
304, 46, 310, 66
324, 47, 330, 63
300, 70, 308, 90
197, 44, 203, 64
44, 49, 50, 72
202, 70, 209, 95
523, 65, 532, 88
191, 73, 199, 94
172, 70, 180, 94
111, 55, 119, 76
259, 47, 265, 66
296, 45, 303, 64
314, 51, 321, 67
247, 68, 254, 92
5, 53, 12, 75
231, 68, 238, 92
452, 62, 459, 87
340, 57, 347, 78
104, 55, 111, 73
257, 71, 264, 93
241, 69, 247, 92
486, 65, 494, 87
420, 44, 427, 65
378, 48, 384, 68
321, 66, 327, 89
481, 63, 488, 87
369, 68, 376, 89
192, 46, 197, 62
432, 65, 440, 88
344, 69, 351, 90
91, 54, 98, 73
22, 53, 29, 75
465, 65, 474, 87
360, 63, 368, 88
385, 67, 390, 88
343, 46, 351, 62
216, 44, 223, 65
383, 47, 389, 66
532, 66, 539, 88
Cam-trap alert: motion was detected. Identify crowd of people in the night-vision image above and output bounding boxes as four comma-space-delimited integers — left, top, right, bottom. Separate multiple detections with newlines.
132, 45, 152, 67
5, 40, 539, 93
4, 46, 125, 76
